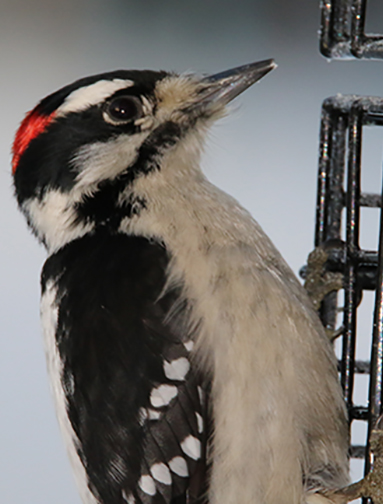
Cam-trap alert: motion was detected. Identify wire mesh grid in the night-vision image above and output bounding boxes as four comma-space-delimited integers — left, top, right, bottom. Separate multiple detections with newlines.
320, 0, 383, 59
313, 95, 383, 477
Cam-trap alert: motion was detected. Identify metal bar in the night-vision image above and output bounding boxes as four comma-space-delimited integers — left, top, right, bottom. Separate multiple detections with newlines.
350, 405, 369, 420
326, 111, 347, 240
353, 37, 383, 60
334, 0, 351, 40
320, 0, 333, 58
320, 0, 383, 59
315, 102, 338, 330
351, 0, 366, 57
351, 445, 369, 458
337, 359, 371, 375
360, 193, 381, 207
341, 104, 362, 409
316, 105, 333, 246
354, 360, 371, 374
365, 182, 383, 474
315, 100, 347, 330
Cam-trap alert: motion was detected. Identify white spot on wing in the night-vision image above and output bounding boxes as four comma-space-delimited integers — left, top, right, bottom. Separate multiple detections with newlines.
163, 357, 190, 381
139, 474, 156, 496
57, 79, 134, 116
138, 408, 161, 423
150, 462, 172, 485
148, 409, 161, 420
180, 435, 201, 460
169, 456, 189, 477
122, 490, 135, 504
150, 384, 178, 407
184, 340, 194, 352
196, 412, 203, 433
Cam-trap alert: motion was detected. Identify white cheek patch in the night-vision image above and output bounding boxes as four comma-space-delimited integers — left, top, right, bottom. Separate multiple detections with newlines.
72, 131, 148, 193
24, 191, 94, 252
57, 79, 134, 117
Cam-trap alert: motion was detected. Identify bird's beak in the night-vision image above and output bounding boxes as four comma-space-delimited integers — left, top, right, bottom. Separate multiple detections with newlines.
186, 59, 276, 115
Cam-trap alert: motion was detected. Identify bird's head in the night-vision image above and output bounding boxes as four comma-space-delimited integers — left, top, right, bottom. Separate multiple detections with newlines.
12, 60, 275, 251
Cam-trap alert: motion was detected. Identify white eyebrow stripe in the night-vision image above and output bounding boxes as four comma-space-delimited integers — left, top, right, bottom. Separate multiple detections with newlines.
56, 79, 134, 117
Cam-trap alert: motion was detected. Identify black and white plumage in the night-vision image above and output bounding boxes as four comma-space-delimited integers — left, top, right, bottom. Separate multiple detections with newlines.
13, 60, 349, 504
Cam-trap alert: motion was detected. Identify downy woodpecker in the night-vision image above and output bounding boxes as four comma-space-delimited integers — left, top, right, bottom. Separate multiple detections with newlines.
13, 60, 349, 504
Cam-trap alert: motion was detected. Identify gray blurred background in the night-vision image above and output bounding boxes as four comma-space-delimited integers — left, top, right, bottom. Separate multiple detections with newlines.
2, 0, 383, 502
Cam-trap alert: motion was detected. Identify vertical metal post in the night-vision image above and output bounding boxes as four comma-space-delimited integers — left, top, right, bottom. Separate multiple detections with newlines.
366, 181, 383, 473
316, 106, 333, 247
341, 106, 362, 408
351, 0, 367, 57
325, 111, 347, 241
315, 101, 347, 331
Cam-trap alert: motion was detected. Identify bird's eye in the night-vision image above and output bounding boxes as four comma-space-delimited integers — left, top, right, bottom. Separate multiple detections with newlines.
104, 96, 142, 124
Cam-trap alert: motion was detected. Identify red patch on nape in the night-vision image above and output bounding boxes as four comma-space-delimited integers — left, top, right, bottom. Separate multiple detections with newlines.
12, 108, 55, 174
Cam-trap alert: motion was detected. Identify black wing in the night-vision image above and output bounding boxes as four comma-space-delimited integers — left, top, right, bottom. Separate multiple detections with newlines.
42, 232, 210, 504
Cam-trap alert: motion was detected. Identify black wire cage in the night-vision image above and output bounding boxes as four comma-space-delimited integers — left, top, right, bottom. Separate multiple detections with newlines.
314, 2, 383, 488
312, 95, 383, 477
